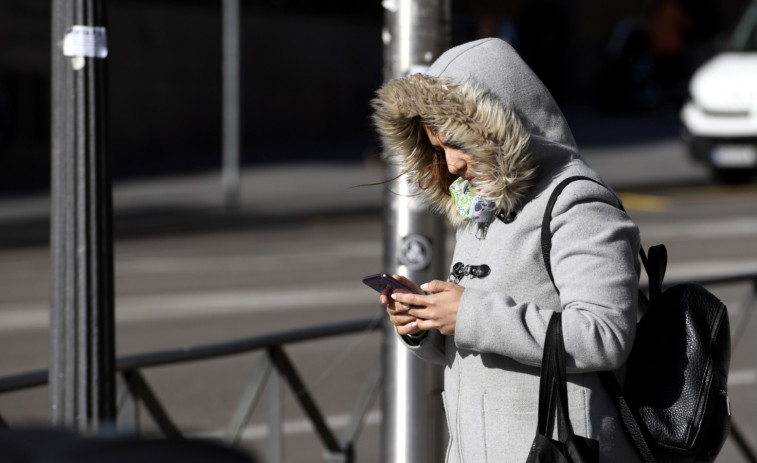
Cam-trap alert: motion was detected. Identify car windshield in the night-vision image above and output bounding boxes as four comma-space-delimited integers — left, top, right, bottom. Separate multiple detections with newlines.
730, 2, 757, 51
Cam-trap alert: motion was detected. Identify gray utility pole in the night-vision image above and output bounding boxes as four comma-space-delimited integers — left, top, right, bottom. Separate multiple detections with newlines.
380, 1, 450, 462
222, 0, 241, 209
50, 0, 116, 431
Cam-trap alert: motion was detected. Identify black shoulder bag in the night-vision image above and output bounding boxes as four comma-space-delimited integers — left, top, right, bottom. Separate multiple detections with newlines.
527, 312, 600, 463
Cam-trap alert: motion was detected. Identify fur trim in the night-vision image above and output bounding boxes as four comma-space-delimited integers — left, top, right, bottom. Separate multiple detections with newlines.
372, 74, 536, 227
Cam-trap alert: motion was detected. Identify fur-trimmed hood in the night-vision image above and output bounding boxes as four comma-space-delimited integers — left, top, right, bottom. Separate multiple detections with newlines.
372, 38, 579, 226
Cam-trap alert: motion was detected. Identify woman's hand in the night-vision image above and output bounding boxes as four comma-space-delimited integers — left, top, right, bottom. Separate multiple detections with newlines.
390, 279, 464, 336
380, 275, 424, 335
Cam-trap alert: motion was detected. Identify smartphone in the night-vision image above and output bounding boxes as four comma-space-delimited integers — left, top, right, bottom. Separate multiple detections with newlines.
362, 273, 420, 295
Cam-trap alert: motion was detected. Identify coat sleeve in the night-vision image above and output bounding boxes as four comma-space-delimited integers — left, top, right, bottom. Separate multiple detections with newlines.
454, 182, 641, 371
400, 330, 446, 366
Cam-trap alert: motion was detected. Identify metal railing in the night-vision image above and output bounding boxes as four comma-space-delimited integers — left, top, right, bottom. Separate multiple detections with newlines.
1, 272, 757, 462
0, 316, 383, 463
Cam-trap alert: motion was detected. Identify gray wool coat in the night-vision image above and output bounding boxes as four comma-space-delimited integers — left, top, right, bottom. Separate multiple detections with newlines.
372, 39, 642, 462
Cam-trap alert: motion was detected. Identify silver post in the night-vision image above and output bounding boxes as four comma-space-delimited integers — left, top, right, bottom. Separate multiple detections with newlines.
222, 0, 241, 209
380, 1, 450, 462
49, 0, 116, 431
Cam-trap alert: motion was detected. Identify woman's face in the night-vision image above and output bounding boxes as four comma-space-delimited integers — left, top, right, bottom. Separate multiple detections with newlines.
424, 126, 475, 181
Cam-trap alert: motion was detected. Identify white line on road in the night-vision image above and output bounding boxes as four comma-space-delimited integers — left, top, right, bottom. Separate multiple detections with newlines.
0, 283, 374, 332
663, 260, 757, 281
1, 258, 756, 332
639, 217, 757, 240
114, 241, 382, 275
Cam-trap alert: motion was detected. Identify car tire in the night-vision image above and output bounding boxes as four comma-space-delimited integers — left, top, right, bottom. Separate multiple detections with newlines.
712, 168, 752, 184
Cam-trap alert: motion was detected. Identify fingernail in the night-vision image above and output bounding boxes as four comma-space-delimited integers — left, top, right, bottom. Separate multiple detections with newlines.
390, 293, 397, 300
411, 321, 418, 329
401, 303, 410, 309
420, 283, 429, 290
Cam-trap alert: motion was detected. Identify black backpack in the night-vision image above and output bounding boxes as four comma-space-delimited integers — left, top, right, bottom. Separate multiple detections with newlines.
540, 176, 732, 463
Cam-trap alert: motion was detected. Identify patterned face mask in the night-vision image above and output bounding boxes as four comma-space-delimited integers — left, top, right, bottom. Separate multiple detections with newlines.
449, 177, 494, 223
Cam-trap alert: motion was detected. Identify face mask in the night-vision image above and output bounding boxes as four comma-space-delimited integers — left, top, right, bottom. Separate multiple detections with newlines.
449, 177, 494, 223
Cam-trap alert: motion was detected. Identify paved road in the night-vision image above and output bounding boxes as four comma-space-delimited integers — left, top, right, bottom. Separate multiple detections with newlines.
0, 135, 756, 462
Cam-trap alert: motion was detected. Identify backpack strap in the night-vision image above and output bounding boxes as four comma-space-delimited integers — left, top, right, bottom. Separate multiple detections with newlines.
541, 175, 658, 463
541, 176, 617, 294
644, 244, 667, 300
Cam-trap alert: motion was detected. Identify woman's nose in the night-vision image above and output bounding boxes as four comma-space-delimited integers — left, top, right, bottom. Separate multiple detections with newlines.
447, 159, 466, 176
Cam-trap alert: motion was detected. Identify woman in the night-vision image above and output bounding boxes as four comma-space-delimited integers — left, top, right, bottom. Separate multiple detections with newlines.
372, 38, 642, 462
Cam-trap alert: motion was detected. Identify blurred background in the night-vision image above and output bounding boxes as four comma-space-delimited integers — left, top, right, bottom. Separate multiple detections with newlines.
0, 0, 753, 192
1, 1, 757, 462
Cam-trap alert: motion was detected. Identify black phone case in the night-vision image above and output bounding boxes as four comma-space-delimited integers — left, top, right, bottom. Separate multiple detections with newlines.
362, 273, 417, 294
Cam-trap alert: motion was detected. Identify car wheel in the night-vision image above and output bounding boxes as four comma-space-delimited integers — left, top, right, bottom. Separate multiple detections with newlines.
712, 168, 752, 184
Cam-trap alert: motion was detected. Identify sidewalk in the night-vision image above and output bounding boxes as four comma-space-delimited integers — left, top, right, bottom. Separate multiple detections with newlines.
0, 159, 386, 247
0, 106, 696, 248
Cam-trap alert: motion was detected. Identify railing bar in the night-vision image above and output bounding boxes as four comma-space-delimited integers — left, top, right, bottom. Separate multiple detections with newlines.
125, 371, 183, 439
116, 371, 139, 436
664, 274, 757, 288
730, 420, 757, 463
268, 347, 342, 453
115, 370, 131, 411
116, 317, 381, 371
0, 317, 381, 395
0, 369, 48, 394
639, 276, 757, 293
268, 364, 284, 463
639, 275, 757, 292
731, 283, 757, 345
225, 354, 273, 445
341, 352, 382, 446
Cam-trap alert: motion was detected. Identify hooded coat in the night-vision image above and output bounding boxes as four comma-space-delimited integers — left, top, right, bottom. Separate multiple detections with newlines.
372, 39, 642, 462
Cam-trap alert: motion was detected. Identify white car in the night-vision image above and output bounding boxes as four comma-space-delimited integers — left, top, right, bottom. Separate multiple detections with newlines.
680, 0, 757, 183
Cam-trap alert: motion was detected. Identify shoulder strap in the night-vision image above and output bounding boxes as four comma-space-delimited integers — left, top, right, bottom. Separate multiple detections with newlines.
598, 371, 656, 462
540, 175, 657, 463
540, 176, 611, 294
645, 244, 667, 300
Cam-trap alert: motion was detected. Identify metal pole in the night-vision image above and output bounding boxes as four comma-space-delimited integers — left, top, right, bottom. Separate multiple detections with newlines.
50, 0, 116, 431
222, 0, 241, 209
380, 1, 450, 462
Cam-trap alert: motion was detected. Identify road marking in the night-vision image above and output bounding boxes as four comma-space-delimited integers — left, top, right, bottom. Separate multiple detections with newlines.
0, 282, 377, 332
639, 217, 757, 240
114, 241, 382, 275
2, 254, 757, 331
664, 260, 757, 281
1, 255, 756, 332
617, 193, 671, 212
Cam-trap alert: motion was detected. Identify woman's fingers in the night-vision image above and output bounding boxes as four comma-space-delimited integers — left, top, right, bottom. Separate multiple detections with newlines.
389, 313, 416, 326
394, 280, 463, 336
420, 279, 455, 293
388, 307, 424, 335
395, 319, 424, 336
379, 276, 463, 336
390, 291, 423, 307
